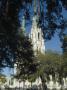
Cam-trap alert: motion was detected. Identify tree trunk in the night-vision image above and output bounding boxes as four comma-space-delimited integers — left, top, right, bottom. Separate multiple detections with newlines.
23, 81, 25, 90
19, 81, 20, 90
40, 75, 47, 90
31, 81, 32, 88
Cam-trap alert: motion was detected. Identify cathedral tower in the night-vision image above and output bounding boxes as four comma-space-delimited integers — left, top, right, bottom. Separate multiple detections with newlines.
30, 15, 45, 54
30, 0, 45, 54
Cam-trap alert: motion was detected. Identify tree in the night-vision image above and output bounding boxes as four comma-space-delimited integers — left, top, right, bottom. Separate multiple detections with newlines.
36, 51, 62, 89
14, 34, 37, 81
0, 0, 21, 67
0, 0, 35, 66
62, 35, 67, 55
61, 35, 67, 78
0, 0, 38, 83
0, 74, 7, 85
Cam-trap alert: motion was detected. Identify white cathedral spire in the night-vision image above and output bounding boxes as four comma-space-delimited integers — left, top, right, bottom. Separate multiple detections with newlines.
30, 15, 45, 54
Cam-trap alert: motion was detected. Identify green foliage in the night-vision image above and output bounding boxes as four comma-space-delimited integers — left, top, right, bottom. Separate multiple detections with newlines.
37, 51, 63, 82
62, 35, 67, 55
0, 0, 21, 67
36, 50, 67, 84
0, 0, 37, 81
0, 74, 7, 84
13, 34, 38, 81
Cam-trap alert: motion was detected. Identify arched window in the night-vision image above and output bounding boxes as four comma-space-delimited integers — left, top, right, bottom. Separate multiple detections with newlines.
38, 32, 40, 40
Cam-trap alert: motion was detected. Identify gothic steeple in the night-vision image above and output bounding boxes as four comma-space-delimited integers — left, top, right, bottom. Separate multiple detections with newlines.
30, 0, 45, 54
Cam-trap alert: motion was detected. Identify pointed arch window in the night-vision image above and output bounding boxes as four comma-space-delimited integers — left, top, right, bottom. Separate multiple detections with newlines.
38, 32, 40, 40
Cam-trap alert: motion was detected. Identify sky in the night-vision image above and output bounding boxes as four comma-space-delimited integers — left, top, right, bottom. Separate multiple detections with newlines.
45, 7, 67, 53
45, 32, 62, 53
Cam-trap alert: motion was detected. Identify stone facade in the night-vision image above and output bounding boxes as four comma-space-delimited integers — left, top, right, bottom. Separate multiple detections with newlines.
29, 15, 45, 54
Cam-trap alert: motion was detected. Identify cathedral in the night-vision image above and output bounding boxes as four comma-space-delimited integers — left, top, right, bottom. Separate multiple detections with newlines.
30, 15, 45, 54
21, 14, 45, 54
29, 0, 45, 54
20, 0, 45, 54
